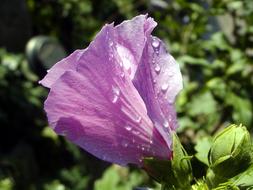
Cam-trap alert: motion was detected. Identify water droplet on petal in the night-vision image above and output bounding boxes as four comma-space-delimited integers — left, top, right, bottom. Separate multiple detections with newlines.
152, 38, 160, 48
168, 72, 174, 77
168, 115, 172, 122
161, 83, 169, 92
112, 86, 120, 103
109, 41, 113, 47
112, 95, 119, 103
125, 125, 132, 131
120, 72, 125, 79
135, 116, 142, 123
163, 120, 169, 128
121, 140, 128, 147
149, 139, 153, 144
141, 147, 145, 151
133, 130, 140, 136
154, 64, 161, 74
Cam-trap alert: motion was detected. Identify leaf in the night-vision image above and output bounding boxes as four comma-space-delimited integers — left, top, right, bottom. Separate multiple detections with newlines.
178, 55, 209, 66
206, 78, 226, 99
195, 137, 212, 166
188, 91, 217, 116
94, 165, 145, 190
44, 180, 66, 190
94, 166, 121, 190
177, 117, 197, 132
0, 178, 13, 190
225, 92, 252, 126
231, 164, 253, 188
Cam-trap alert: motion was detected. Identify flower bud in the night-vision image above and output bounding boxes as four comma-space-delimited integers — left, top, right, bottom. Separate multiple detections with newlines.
209, 124, 252, 178
171, 133, 192, 189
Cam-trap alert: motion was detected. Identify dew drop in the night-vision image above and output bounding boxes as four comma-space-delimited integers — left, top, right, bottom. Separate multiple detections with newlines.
120, 72, 125, 79
154, 64, 161, 74
141, 147, 145, 151
112, 86, 120, 103
121, 140, 129, 147
168, 72, 174, 77
168, 115, 172, 122
109, 41, 113, 47
152, 38, 160, 48
119, 61, 123, 67
133, 130, 140, 135
161, 83, 169, 92
135, 116, 142, 123
149, 139, 153, 144
112, 95, 119, 103
163, 120, 169, 128
125, 125, 132, 131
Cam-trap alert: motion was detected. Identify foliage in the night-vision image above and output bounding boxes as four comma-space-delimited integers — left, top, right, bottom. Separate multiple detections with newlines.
94, 165, 157, 190
0, 0, 253, 189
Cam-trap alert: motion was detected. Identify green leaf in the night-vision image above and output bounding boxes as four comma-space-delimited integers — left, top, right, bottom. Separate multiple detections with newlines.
177, 117, 197, 132
188, 91, 217, 116
225, 93, 252, 126
44, 180, 66, 190
94, 166, 121, 190
178, 55, 209, 66
206, 78, 226, 99
94, 165, 145, 190
195, 137, 212, 166
231, 164, 253, 188
0, 178, 13, 190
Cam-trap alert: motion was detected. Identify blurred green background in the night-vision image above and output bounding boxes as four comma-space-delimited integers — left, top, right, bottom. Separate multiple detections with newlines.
0, 0, 252, 189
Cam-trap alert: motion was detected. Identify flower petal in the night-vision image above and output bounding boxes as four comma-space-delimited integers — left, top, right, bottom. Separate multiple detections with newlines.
44, 23, 171, 166
114, 15, 157, 79
40, 15, 156, 88
39, 49, 83, 88
133, 36, 183, 148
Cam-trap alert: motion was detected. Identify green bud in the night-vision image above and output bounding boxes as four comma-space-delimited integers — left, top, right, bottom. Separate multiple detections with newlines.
209, 124, 252, 178
171, 133, 192, 189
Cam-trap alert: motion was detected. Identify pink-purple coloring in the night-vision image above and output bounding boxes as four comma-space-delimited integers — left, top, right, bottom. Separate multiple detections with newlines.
40, 15, 183, 166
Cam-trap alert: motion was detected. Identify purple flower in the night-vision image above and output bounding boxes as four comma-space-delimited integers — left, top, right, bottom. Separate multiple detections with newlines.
40, 15, 183, 166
